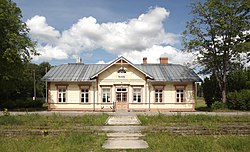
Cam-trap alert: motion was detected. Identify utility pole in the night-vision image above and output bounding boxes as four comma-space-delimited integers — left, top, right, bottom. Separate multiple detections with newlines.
45, 67, 48, 103
33, 70, 36, 100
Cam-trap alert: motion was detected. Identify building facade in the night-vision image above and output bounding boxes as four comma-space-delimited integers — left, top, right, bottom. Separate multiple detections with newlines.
43, 56, 201, 111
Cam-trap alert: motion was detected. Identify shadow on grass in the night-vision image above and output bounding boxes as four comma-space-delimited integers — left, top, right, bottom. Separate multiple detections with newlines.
195, 106, 212, 112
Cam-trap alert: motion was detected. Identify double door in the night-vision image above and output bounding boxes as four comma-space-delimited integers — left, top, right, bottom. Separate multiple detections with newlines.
115, 88, 127, 110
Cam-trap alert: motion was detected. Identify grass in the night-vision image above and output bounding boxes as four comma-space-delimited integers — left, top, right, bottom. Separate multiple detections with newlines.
195, 97, 211, 111
0, 133, 106, 152
0, 114, 249, 151
0, 113, 109, 129
144, 133, 250, 152
138, 114, 250, 128
138, 114, 250, 152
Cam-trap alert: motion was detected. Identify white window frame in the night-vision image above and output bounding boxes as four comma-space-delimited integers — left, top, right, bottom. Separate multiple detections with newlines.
133, 88, 141, 102
58, 88, 66, 103
81, 89, 89, 103
155, 89, 163, 103
102, 88, 111, 103
176, 89, 185, 103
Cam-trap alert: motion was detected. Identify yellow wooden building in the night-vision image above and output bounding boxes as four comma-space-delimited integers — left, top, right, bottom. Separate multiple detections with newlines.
43, 56, 201, 111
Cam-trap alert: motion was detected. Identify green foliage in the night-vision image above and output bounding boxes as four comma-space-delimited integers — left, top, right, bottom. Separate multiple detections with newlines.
0, 0, 47, 105
0, 99, 45, 109
183, 0, 250, 103
228, 68, 250, 92
202, 67, 250, 109
227, 89, 250, 110
211, 101, 227, 110
202, 74, 221, 107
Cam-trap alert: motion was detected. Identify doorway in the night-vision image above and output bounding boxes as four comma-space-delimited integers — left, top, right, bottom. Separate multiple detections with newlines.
115, 88, 127, 110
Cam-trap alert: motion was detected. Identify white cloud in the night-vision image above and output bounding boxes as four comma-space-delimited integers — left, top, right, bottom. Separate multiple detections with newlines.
96, 60, 106, 64
120, 45, 194, 65
26, 15, 60, 44
32, 44, 68, 61
27, 7, 181, 62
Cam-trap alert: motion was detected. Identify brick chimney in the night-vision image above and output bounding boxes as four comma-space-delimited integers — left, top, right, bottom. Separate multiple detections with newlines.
143, 57, 147, 64
159, 57, 168, 64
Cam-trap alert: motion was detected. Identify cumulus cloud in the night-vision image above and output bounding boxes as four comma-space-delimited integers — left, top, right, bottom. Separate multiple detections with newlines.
32, 44, 68, 61
26, 15, 60, 44
27, 7, 182, 63
121, 45, 194, 65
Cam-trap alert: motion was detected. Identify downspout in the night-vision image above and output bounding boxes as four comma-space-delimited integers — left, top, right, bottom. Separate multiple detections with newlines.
93, 83, 95, 111
149, 84, 151, 111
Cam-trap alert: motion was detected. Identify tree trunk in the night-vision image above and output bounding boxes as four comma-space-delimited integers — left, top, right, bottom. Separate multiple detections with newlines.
222, 85, 227, 103
221, 72, 227, 103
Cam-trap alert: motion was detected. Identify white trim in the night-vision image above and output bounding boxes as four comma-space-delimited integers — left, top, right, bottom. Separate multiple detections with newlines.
90, 56, 153, 79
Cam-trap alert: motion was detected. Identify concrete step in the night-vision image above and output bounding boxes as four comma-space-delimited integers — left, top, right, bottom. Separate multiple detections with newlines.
107, 132, 145, 138
106, 116, 141, 125
100, 126, 146, 132
102, 139, 149, 149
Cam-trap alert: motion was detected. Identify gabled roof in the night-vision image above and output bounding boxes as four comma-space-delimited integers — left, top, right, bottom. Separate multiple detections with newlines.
42, 57, 201, 82
90, 56, 153, 79
137, 64, 201, 82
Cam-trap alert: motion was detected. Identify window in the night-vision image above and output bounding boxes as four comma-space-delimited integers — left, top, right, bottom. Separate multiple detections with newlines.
155, 89, 163, 103
116, 88, 127, 92
176, 89, 184, 102
117, 68, 126, 73
58, 88, 66, 102
133, 88, 141, 102
81, 89, 89, 103
102, 88, 110, 102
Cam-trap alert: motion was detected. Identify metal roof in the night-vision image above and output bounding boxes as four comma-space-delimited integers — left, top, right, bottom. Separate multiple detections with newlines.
42, 62, 201, 82
137, 64, 201, 82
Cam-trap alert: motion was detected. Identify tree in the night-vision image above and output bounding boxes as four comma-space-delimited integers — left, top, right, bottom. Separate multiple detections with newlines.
183, 0, 250, 103
202, 74, 221, 107
0, 0, 36, 101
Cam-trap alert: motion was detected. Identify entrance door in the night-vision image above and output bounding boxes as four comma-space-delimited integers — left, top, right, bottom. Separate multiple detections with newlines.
115, 88, 127, 110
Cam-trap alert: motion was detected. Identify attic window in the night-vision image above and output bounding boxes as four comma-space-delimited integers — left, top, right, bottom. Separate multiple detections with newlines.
117, 68, 126, 73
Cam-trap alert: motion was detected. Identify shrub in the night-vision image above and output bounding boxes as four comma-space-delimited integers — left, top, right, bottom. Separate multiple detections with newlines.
0, 99, 45, 109
227, 90, 250, 110
211, 101, 227, 110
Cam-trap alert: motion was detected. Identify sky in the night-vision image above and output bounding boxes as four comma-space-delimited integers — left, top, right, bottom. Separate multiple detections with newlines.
13, 0, 196, 66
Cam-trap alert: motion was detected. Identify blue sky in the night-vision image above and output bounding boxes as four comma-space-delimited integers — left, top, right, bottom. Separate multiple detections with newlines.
14, 0, 195, 65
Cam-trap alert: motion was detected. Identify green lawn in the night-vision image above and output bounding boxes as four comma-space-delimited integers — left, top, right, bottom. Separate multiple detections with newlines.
144, 133, 250, 152
138, 114, 250, 128
0, 113, 249, 151
138, 114, 250, 152
195, 97, 211, 111
0, 133, 106, 152
0, 113, 109, 129
0, 114, 109, 152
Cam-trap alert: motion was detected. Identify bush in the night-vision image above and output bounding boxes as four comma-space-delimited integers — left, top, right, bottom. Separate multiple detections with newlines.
211, 101, 227, 110
227, 90, 250, 110
0, 99, 45, 109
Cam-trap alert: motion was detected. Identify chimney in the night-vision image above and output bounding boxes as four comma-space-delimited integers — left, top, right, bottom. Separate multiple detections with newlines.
76, 57, 82, 63
160, 57, 168, 64
143, 57, 147, 64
